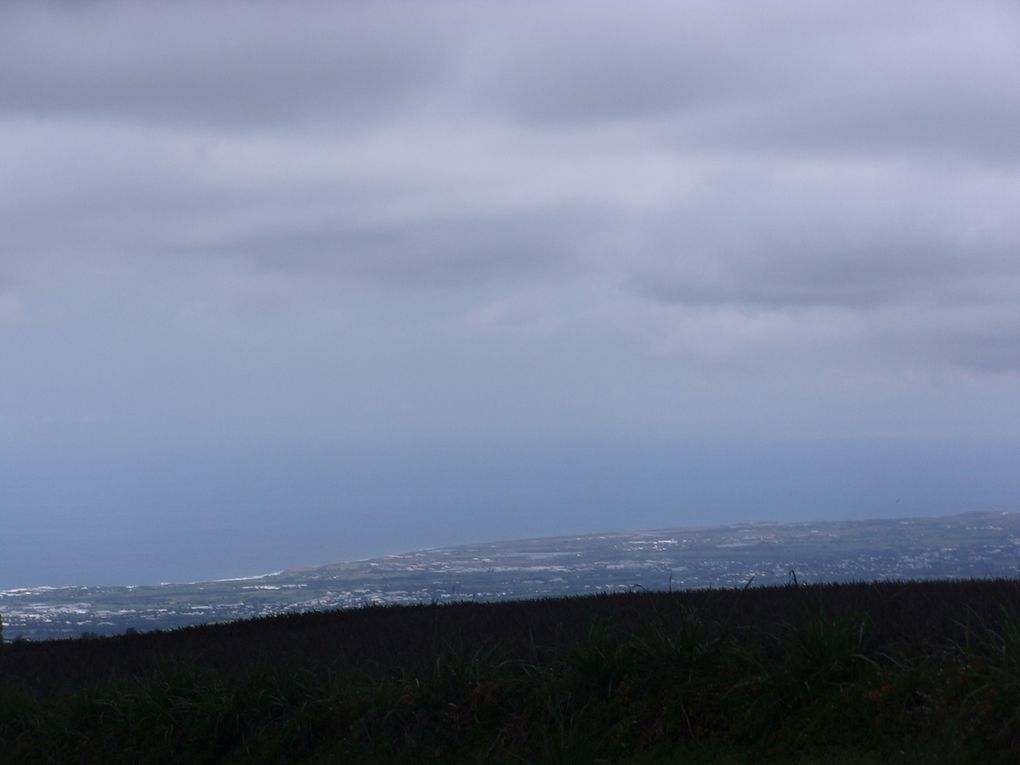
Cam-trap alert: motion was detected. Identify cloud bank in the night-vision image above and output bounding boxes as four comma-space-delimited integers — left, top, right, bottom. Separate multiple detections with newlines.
1, 0, 1018, 441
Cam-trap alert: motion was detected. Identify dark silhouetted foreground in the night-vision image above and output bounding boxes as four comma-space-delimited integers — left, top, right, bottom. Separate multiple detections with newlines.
2, 579, 1020, 763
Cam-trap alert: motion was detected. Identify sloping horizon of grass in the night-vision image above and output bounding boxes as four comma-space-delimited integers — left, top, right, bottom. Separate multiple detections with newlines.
2, 579, 1020, 763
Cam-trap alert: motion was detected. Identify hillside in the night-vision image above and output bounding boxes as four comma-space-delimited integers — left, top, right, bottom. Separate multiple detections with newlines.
2, 580, 1020, 763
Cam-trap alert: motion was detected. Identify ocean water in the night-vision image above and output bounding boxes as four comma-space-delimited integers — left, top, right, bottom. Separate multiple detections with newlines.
1, 434, 1016, 589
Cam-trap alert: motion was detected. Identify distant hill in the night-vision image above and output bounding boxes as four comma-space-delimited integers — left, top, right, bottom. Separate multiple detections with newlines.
2, 511, 1018, 641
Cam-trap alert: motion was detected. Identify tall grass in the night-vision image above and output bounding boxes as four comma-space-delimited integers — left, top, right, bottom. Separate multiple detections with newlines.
2, 581, 1020, 763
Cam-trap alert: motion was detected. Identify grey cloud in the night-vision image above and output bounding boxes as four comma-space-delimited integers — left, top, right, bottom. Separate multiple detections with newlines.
6, 0, 1019, 166
625, 160, 1020, 313
625, 297, 1020, 377
599, 150, 1020, 374
205, 209, 603, 289
0, 121, 605, 288
461, 4, 747, 125
676, 76, 1020, 164
939, 329, 1020, 373
464, 2, 1020, 163
0, 2, 457, 129
880, 307, 1020, 376
635, 212, 1002, 310
2, 0, 1018, 387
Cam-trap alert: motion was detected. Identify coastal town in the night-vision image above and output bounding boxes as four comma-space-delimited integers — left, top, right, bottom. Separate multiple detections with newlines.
3, 512, 1018, 641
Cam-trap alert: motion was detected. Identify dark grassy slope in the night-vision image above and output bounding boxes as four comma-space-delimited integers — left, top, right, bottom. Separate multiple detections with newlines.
3, 580, 1020, 763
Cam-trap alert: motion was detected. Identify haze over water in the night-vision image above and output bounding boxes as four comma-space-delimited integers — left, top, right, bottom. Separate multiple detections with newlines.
3, 434, 1016, 588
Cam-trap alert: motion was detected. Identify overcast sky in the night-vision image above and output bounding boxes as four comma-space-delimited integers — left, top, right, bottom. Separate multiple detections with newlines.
1, 1, 1018, 585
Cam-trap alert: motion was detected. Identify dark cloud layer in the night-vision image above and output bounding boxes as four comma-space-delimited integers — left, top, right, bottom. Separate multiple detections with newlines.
0, 2, 457, 129
5, 1, 1018, 159
1, 0, 1019, 447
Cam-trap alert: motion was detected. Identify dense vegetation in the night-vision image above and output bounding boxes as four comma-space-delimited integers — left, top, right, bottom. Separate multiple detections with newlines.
2, 579, 1020, 763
